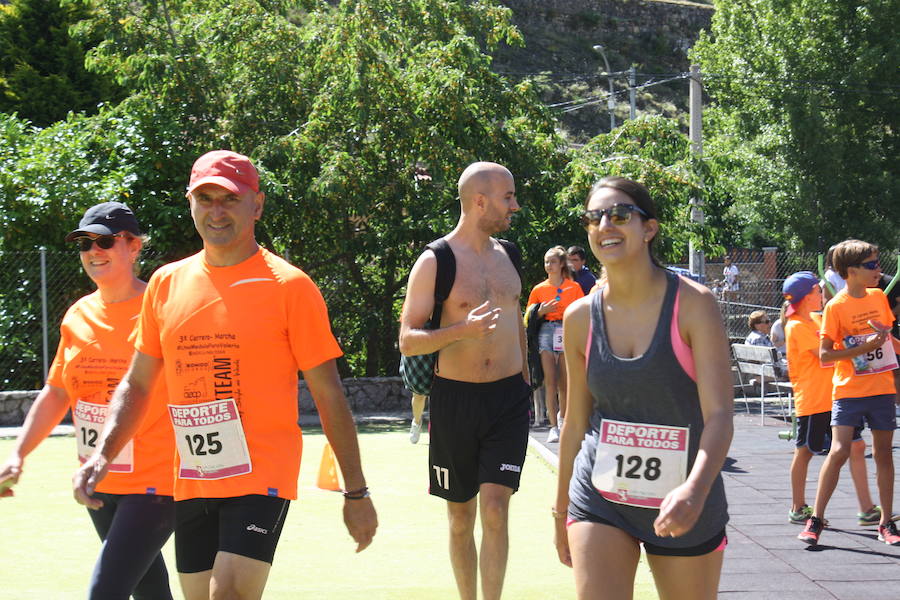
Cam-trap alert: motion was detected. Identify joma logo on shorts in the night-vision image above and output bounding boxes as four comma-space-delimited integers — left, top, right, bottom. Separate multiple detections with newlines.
499, 463, 521, 473
246, 524, 269, 534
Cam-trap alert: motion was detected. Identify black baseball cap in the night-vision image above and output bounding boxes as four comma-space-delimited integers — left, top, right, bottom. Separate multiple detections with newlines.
65, 202, 142, 241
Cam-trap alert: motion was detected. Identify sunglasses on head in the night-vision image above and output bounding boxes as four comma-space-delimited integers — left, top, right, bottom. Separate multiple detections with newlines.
74, 234, 124, 252
581, 204, 649, 228
853, 260, 880, 271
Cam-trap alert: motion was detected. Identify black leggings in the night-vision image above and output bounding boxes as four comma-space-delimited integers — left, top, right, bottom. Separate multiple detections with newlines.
86, 492, 175, 600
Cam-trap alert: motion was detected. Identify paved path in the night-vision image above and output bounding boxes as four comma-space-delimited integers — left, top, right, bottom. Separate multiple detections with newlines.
528, 402, 900, 599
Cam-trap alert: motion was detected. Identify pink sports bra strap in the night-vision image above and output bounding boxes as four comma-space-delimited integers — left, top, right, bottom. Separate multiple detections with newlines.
671, 281, 697, 381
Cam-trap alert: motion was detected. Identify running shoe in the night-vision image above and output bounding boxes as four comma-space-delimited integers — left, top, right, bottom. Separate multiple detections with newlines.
789, 505, 813, 525
409, 420, 421, 444
547, 426, 560, 443
858, 505, 882, 527
798, 516, 824, 545
878, 521, 900, 546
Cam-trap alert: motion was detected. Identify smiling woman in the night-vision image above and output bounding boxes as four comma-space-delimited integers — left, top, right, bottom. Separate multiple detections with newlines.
554, 176, 734, 600
0, 201, 177, 600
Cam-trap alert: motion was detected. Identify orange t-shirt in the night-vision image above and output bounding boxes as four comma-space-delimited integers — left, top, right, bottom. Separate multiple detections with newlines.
47, 291, 174, 496
526, 279, 584, 322
785, 315, 833, 416
136, 248, 342, 501
821, 288, 896, 400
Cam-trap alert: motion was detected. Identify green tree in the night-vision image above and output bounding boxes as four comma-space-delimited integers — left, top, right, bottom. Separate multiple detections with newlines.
0, 0, 122, 126
692, 0, 899, 251
57, 0, 568, 376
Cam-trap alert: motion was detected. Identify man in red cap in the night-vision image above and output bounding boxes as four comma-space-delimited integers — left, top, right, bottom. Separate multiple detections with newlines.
74, 150, 378, 599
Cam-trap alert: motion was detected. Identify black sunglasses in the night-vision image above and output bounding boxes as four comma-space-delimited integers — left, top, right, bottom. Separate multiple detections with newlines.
74, 234, 125, 252
581, 204, 649, 228
852, 259, 880, 271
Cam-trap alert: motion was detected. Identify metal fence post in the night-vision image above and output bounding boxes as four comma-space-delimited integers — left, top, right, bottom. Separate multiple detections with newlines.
40, 246, 49, 382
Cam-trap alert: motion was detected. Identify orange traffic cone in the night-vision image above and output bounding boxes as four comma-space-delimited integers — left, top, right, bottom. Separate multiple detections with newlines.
316, 442, 342, 491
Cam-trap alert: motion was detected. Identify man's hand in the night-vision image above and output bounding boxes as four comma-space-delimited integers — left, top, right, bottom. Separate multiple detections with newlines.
464, 301, 502, 339
72, 453, 109, 510
343, 497, 378, 552
0, 456, 22, 498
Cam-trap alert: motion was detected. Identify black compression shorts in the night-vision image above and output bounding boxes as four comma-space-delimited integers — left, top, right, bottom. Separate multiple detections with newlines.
175, 494, 290, 572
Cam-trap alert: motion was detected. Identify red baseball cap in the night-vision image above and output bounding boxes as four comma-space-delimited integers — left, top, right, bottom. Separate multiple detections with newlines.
187, 150, 259, 196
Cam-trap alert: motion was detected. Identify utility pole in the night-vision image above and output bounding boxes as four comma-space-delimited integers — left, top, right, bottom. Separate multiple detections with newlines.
688, 64, 705, 282
592, 45, 615, 131
629, 65, 636, 120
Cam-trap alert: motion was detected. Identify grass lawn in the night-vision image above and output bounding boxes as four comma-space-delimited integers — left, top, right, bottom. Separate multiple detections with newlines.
0, 426, 659, 599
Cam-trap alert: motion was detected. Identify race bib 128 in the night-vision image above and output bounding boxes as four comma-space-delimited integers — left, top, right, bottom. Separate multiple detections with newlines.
591, 419, 689, 509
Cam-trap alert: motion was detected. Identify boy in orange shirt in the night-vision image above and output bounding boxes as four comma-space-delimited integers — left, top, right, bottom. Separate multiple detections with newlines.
782, 272, 878, 526
798, 240, 900, 546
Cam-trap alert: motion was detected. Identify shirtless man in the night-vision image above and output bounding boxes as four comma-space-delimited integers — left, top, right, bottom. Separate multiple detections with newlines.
399, 162, 530, 600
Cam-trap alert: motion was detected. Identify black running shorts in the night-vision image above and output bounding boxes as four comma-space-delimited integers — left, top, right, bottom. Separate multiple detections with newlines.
796, 411, 863, 453
174, 494, 290, 573
428, 374, 530, 503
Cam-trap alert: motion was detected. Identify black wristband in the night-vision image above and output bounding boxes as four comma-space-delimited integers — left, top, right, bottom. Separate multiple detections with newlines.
343, 486, 370, 500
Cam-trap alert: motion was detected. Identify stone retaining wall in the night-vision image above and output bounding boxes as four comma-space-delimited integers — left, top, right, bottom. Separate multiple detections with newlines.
505, 0, 713, 54
0, 377, 413, 426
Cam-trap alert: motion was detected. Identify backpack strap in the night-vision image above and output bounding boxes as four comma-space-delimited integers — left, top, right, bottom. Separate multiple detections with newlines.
426, 238, 456, 309
497, 239, 522, 281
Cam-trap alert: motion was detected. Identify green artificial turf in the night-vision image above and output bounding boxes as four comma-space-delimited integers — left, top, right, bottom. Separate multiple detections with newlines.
0, 429, 659, 599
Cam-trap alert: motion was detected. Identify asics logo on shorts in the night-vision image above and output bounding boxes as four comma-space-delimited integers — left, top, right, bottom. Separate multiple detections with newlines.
499, 463, 521, 473
246, 524, 269, 534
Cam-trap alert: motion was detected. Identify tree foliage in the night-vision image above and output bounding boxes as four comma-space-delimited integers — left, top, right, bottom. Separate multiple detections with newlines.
692, 0, 899, 251
0, 0, 121, 126
558, 115, 725, 264
4, 0, 569, 377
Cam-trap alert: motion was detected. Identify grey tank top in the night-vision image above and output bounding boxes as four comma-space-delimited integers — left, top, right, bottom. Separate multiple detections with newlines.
569, 271, 728, 547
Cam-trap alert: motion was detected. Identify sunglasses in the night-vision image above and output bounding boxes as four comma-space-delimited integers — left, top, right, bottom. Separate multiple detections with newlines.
74, 234, 125, 252
852, 260, 880, 271
555, 287, 563, 301
581, 204, 649, 228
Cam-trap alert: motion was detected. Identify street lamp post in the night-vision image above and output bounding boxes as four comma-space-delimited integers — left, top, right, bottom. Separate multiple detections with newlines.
592, 44, 615, 131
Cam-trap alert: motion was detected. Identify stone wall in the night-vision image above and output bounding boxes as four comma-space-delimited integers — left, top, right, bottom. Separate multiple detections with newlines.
505, 0, 713, 55
0, 377, 413, 426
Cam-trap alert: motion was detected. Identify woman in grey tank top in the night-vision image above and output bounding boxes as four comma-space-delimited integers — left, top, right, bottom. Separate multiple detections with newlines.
552, 177, 734, 599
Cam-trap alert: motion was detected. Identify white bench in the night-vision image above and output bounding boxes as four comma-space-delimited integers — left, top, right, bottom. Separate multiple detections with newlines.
731, 343, 793, 425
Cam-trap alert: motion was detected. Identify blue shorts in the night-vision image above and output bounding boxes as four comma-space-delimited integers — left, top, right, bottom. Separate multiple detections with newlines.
831, 395, 897, 431
537, 320, 562, 353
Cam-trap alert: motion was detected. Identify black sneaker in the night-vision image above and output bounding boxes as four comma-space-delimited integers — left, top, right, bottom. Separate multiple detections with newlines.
798, 516, 824, 545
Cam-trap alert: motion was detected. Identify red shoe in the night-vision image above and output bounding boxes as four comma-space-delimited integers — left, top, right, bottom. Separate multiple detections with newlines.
798, 516, 824, 545
878, 521, 900, 546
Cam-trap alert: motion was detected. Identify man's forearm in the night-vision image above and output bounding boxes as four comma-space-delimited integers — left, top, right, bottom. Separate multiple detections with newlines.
317, 392, 366, 491
399, 322, 467, 356
97, 380, 151, 461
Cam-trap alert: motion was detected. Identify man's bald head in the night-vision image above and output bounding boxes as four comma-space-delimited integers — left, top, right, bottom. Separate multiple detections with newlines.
457, 162, 514, 207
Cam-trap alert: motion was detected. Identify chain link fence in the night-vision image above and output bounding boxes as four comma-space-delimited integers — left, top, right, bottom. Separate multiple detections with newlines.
0, 249, 166, 391
706, 249, 898, 343
2, 247, 897, 391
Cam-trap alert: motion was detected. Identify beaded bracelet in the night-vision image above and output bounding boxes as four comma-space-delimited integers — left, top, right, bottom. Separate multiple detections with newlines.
343, 486, 370, 500
551, 507, 567, 519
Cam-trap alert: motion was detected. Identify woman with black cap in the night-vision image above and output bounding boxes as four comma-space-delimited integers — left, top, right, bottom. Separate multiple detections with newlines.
0, 202, 176, 599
